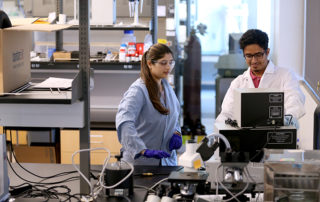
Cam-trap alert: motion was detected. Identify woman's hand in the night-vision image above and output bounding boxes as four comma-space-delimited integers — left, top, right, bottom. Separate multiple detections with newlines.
142, 149, 170, 159
169, 132, 182, 151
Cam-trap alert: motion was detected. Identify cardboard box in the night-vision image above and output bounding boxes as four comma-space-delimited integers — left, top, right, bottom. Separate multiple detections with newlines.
0, 22, 72, 94
0, 29, 32, 93
13, 145, 56, 163
53, 51, 71, 60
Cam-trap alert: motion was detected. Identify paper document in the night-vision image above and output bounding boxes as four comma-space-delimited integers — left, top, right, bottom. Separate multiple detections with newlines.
34, 77, 73, 89
10, 17, 39, 26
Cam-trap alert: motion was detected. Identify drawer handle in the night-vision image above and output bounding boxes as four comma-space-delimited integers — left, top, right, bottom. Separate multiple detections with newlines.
90, 134, 103, 138
91, 141, 103, 144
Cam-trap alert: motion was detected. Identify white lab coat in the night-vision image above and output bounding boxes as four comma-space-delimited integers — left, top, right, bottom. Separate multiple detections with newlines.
216, 61, 305, 123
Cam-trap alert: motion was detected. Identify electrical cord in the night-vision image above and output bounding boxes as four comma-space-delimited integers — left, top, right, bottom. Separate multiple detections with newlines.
9, 182, 82, 201
10, 182, 31, 189
150, 177, 169, 190
215, 164, 252, 202
227, 170, 250, 201
215, 164, 240, 202
71, 147, 112, 200
248, 142, 267, 162
71, 147, 134, 201
7, 140, 101, 201
97, 153, 134, 190
134, 185, 156, 193
7, 157, 80, 185
248, 125, 277, 162
6, 141, 119, 201
7, 140, 77, 179
224, 171, 250, 202
61, 193, 82, 202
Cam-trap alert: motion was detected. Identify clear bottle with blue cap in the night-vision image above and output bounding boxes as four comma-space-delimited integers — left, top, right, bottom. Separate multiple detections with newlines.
121, 30, 136, 47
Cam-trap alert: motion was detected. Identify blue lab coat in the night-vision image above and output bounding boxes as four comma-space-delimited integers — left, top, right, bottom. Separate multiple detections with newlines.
116, 78, 181, 166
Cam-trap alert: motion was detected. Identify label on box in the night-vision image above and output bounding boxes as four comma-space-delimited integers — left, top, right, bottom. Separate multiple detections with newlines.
268, 132, 293, 144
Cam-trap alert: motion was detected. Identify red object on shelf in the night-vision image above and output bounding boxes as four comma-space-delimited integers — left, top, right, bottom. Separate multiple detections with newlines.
136, 43, 144, 55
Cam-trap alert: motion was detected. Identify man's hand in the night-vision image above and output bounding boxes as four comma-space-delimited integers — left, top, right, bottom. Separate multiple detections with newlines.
142, 149, 170, 159
284, 115, 299, 129
169, 133, 182, 151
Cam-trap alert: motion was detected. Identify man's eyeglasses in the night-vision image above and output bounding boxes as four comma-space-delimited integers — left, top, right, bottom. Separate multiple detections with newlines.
244, 52, 265, 60
153, 60, 175, 68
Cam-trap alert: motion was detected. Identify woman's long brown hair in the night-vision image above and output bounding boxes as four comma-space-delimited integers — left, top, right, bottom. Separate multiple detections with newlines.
140, 43, 173, 115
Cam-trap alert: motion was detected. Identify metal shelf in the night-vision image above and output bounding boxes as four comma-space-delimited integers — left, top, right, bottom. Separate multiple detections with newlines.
67, 24, 150, 31
52, 0, 158, 194
31, 61, 141, 71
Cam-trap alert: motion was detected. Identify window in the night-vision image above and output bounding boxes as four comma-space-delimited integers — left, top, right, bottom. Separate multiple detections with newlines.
196, 0, 272, 55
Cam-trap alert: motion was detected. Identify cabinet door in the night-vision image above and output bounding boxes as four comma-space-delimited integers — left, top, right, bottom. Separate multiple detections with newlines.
61, 130, 121, 164
5, 130, 28, 145
90, 130, 121, 153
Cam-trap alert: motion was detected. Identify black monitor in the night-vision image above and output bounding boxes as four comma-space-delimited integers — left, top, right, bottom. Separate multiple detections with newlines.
234, 88, 284, 128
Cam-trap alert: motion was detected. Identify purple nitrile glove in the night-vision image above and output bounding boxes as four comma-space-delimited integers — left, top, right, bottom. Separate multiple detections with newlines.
143, 149, 170, 159
169, 133, 182, 151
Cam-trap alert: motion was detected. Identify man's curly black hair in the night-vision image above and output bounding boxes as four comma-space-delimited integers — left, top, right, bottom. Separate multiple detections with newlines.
239, 29, 268, 51
0, 10, 12, 29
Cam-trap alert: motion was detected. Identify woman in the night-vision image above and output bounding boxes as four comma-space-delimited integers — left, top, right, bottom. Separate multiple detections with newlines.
116, 43, 182, 166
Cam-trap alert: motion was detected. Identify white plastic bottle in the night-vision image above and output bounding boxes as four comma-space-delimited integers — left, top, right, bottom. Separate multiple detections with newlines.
121, 30, 136, 46
127, 42, 136, 57
119, 44, 127, 62
143, 33, 153, 53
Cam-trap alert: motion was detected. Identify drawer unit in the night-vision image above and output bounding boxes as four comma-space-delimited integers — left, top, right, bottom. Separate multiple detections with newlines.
61, 129, 121, 164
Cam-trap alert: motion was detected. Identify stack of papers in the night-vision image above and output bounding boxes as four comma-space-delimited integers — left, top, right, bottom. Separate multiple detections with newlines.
34, 77, 73, 89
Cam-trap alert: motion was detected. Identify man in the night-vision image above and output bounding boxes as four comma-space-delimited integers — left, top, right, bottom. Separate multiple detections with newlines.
0, 10, 12, 29
216, 29, 305, 126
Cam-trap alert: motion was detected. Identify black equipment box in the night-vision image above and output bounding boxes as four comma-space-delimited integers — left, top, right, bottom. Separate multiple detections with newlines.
218, 125, 297, 162
234, 89, 284, 128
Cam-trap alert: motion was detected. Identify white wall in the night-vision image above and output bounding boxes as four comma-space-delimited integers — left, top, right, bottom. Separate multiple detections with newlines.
298, 82, 318, 149
272, 0, 304, 76
272, 0, 319, 149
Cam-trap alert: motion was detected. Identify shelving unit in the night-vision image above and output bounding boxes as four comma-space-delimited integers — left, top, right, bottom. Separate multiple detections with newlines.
67, 25, 150, 31
50, 0, 159, 194
31, 0, 159, 128
31, 61, 141, 71
54, 1, 158, 52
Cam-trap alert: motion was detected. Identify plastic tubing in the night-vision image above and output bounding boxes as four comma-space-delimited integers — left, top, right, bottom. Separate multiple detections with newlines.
207, 133, 231, 150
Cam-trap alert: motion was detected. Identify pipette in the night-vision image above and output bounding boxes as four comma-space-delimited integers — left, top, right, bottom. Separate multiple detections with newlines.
140, 0, 143, 13
128, 0, 134, 17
